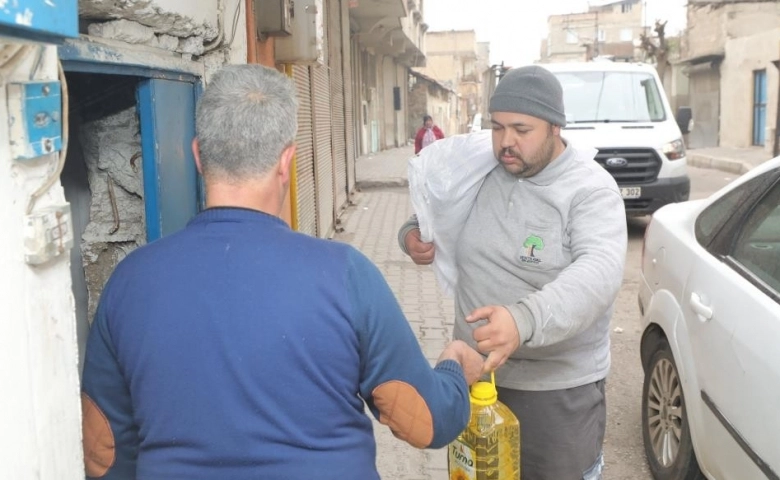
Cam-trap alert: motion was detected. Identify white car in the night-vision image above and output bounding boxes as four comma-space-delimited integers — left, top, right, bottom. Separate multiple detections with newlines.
638, 156, 780, 480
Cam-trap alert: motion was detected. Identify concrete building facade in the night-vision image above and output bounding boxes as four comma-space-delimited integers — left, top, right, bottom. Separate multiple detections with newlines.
408, 70, 459, 138
720, 28, 780, 150
541, 0, 644, 63
414, 30, 490, 134
683, 0, 780, 151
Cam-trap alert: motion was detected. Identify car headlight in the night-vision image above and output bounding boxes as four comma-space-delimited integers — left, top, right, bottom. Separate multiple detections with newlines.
663, 138, 686, 160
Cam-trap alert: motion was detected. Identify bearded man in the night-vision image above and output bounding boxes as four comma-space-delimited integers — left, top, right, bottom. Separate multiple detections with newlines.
399, 65, 628, 480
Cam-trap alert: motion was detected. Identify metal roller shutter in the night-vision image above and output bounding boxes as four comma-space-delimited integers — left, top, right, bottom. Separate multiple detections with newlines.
351, 37, 362, 164
292, 65, 317, 237
312, 63, 334, 238
382, 56, 395, 149
328, 0, 348, 212
341, 1, 356, 197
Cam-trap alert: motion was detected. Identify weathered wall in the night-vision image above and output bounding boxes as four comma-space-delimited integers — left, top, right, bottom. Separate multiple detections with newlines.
686, 1, 780, 59
452, 94, 463, 134
591, 0, 643, 44
381, 55, 396, 149
79, 106, 146, 323
408, 77, 454, 140
396, 63, 408, 146
459, 80, 479, 119
476, 41, 490, 119
408, 80, 428, 139
720, 28, 780, 149
425, 30, 477, 56
544, 0, 643, 62
79, 0, 247, 74
60, 73, 147, 373
400, 0, 426, 57
420, 54, 458, 88
546, 12, 593, 62
417, 30, 477, 87
80, 0, 218, 42
417, 30, 484, 131
429, 93, 452, 136
687, 64, 722, 148
685, 2, 780, 150
685, 4, 724, 58
666, 62, 691, 114
0, 45, 84, 479
361, 49, 380, 153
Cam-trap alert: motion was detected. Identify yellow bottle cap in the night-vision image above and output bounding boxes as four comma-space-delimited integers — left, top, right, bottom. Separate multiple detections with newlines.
470, 371, 498, 406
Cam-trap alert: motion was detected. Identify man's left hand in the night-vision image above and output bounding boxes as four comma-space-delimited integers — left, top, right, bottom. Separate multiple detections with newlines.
466, 306, 521, 374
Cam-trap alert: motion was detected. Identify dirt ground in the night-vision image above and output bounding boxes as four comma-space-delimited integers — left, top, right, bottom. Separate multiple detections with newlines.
348, 165, 734, 480
602, 217, 653, 480
603, 167, 735, 479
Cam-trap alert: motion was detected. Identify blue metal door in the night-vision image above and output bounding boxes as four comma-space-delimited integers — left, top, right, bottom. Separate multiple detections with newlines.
753, 70, 767, 146
137, 79, 200, 241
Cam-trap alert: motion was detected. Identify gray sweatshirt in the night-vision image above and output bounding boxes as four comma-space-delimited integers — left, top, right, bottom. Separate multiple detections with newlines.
399, 142, 627, 391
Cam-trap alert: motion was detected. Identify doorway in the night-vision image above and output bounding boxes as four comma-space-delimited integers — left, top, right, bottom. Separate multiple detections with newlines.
753, 69, 767, 146
59, 61, 201, 374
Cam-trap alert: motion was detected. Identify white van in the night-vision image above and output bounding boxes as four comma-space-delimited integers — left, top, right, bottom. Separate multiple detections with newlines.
542, 62, 690, 216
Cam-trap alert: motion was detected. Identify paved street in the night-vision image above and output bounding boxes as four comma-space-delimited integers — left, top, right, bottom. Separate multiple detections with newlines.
604, 164, 736, 479
335, 144, 744, 479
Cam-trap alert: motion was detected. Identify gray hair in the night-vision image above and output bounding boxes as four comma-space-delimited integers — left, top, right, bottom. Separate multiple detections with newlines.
196, 64, 298, 180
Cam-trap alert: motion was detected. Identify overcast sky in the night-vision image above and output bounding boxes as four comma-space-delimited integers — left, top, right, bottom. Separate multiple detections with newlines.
423, 0, 687, 67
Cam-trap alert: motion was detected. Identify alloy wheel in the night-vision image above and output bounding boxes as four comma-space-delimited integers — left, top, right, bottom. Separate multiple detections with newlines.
646, 357, 684, 467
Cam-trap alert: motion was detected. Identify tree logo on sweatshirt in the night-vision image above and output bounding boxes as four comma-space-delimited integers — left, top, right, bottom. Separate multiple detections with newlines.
520, 235, 544, 265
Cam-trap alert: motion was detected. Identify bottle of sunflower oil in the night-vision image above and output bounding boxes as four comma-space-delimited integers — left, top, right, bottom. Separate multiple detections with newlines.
448, 372, 520, 480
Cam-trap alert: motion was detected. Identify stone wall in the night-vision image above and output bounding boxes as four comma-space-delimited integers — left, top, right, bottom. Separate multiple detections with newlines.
78, 0, 247, 74
409, 80, 428, 140
79, 106, 146, 323
686, 1, 780, 59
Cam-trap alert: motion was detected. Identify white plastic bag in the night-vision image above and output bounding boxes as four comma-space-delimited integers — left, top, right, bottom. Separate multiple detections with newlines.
408, 132, 599, 296
408, 130, 498, 296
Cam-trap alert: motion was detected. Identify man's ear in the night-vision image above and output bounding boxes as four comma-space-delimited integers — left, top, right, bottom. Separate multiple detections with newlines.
278, 144, 297, 184
192, 138, 204, 175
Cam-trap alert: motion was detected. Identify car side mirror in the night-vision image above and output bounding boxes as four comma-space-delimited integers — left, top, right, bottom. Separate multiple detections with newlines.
676, 107, 693, 135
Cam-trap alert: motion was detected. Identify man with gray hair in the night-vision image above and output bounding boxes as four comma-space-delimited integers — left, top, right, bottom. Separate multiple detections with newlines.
400, 65, 628, 479
81, 64, 483, 479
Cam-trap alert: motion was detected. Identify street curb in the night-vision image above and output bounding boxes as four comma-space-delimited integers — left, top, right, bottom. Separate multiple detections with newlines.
687, 154, 752, 175
356, 178, 409, 190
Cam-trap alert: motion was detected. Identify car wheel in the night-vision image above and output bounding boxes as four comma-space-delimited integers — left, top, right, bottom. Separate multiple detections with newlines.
642, 339, 704, 480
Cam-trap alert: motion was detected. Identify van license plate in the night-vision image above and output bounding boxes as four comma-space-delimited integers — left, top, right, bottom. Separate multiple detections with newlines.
621, 187, 642, 199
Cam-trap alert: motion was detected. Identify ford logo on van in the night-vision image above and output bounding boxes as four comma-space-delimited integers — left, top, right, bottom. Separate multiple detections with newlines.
606, 157, 629, 168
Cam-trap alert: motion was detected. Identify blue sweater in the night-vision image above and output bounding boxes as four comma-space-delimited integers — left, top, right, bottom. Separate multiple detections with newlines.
82, 207, 470, 479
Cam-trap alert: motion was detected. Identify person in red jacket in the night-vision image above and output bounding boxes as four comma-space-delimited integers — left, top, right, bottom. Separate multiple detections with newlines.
414, 115, 445, 154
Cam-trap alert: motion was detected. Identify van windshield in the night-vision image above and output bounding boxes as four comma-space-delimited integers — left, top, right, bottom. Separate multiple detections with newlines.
553, 71, 666, 123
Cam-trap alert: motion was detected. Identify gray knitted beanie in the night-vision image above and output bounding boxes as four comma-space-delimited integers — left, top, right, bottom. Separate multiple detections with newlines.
489, 66, 567, 127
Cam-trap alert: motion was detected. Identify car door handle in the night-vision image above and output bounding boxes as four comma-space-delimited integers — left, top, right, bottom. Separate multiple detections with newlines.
690, 292, 713, 321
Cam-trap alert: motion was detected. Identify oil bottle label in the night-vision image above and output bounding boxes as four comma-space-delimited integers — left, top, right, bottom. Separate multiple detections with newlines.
449, 439, 476, 480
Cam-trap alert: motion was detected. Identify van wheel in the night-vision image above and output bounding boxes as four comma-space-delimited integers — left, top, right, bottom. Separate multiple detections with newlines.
641, 340, 704, 480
